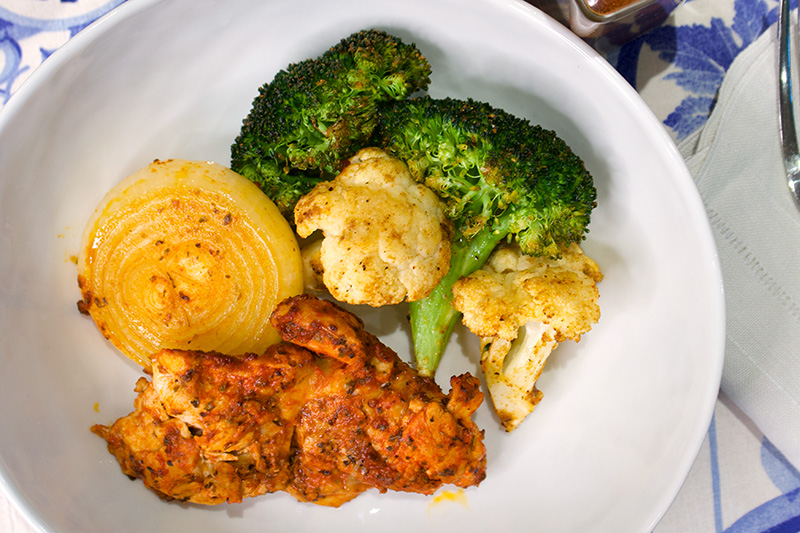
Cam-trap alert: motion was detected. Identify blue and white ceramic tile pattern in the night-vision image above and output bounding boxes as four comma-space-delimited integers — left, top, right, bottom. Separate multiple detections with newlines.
0, 0, 799, 531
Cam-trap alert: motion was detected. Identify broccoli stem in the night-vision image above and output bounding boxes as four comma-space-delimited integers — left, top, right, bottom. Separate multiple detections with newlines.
410, 223, 508, 377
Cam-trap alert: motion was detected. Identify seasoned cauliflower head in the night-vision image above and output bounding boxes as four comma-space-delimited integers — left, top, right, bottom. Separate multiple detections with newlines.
452, 242, 602, 431
294, 147, 452, 307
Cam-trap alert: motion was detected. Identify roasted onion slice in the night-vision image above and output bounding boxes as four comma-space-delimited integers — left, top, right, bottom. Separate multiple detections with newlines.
77, 159, 303, 368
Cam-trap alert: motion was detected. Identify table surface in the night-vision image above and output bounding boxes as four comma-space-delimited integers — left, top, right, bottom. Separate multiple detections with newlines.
1, 0, 799, 531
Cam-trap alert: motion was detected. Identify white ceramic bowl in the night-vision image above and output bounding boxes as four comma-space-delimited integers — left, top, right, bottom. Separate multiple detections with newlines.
0, 0, 724, 531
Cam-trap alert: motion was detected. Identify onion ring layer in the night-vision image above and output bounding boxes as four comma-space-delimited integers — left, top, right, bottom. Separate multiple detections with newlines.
78, 159, 303, 368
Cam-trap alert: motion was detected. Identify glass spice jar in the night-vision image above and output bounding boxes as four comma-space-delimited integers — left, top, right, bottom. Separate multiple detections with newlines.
529, 0, 682, 44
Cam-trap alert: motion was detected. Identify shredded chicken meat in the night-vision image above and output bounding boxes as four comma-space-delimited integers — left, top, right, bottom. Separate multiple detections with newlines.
91, 294, 486, 506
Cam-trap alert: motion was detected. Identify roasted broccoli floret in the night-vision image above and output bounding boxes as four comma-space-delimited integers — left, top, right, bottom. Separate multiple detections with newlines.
374, 96, 597, 376
230, 29, 432, 218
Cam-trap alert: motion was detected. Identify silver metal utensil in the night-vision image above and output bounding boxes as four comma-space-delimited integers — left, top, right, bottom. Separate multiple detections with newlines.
778, 0, 800, 210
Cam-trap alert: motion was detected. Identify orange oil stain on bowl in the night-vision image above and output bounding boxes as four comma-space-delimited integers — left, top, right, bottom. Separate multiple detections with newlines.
428, 488, 469, 512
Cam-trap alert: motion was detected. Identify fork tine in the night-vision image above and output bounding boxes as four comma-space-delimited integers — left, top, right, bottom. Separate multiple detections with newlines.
778, 0, 800, 209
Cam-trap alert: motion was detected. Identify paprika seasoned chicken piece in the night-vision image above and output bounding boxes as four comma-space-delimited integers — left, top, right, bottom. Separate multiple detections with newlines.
294, 148, 452, 306
92, 294, 486, 506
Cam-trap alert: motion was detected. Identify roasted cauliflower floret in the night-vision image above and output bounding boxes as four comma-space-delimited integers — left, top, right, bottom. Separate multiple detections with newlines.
451, 242, 602, 432
294, 147, 452, 306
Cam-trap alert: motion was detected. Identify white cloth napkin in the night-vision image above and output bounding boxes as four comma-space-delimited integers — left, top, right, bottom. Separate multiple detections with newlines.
679, 18, 800, 468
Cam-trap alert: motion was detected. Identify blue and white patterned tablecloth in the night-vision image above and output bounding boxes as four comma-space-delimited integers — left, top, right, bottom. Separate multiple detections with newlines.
2, 0, 799, 531
0, 0, 126, 104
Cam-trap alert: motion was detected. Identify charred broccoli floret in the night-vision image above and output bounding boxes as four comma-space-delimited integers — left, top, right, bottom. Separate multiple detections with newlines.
374, 96, 597, 376
230, 29, 432, 218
